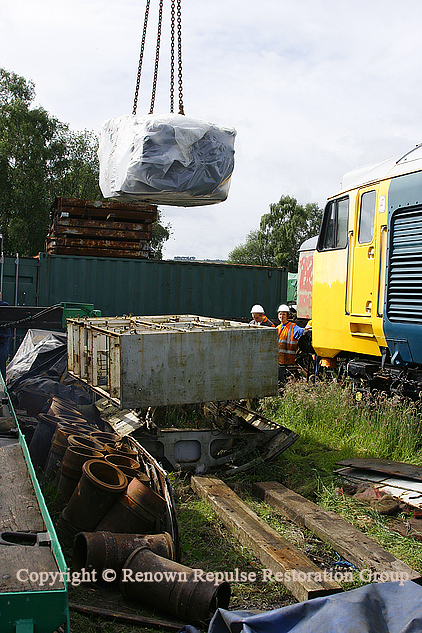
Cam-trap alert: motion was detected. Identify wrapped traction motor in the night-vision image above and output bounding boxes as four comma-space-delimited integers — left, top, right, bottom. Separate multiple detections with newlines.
98, 113, 236, 207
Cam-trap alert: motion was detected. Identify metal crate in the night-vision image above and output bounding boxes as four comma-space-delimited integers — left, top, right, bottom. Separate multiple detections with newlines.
67, 315, 278, 408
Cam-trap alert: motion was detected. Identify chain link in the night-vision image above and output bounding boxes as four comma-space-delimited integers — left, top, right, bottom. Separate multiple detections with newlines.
133, 0, 184, 116
149, 0, 164, 114
0, 304, 63, 329
177, 0, 185, 115
170, 0, 175, 113
133, 0, 151, 116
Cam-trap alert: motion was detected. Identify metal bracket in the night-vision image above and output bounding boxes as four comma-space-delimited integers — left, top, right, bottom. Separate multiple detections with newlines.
15, 620, 34, 633
0, 531, 51, 546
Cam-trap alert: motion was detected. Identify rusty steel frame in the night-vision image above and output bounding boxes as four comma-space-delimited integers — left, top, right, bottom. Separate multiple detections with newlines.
67, 315, 278, 408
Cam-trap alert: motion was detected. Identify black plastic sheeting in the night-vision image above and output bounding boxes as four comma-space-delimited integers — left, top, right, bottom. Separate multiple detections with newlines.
99, 114, 236, 206
183, 582, 422, 633
6, 329, 92, 406
122, 126, 235, 200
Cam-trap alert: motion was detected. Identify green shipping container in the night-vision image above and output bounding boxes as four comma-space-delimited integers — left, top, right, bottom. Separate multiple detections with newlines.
1, 253, 287, 325
287, 272, 298, 303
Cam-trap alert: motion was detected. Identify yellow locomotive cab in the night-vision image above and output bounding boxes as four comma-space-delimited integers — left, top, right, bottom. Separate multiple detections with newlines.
311, 147, 422, 361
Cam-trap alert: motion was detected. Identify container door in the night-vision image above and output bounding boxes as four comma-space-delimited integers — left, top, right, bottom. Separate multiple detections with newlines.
350, 188, 377, 316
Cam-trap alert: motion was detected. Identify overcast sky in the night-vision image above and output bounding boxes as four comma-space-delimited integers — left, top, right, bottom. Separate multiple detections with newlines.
2, 0, 421, 259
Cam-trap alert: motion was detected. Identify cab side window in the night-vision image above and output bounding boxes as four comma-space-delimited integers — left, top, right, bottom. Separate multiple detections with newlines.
358, 190, 376, 244
318, 197, 349, 250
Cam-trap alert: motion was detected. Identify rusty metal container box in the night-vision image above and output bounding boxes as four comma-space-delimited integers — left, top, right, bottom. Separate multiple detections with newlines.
67, 315, 278, 408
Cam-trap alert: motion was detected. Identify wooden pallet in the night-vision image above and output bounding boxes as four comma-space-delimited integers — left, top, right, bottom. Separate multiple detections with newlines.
52, 197, 158, 222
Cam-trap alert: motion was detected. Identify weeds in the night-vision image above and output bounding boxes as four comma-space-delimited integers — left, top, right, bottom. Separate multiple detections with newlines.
317, 481, 422, 573
259, 379, 422, 573
173, 477, 294, 611
261, 379, 422, 464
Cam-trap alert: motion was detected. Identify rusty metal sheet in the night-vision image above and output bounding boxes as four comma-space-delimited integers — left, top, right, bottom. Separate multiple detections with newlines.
52, 196, 158, 215
336, 458, 422, 482
51, 198, 157, 224
53, 217, 151, 232
50, 225, 151, 240
96, 398, 297, 474
57, 207, 157, 222
335, 467, 422, 510
45, 245, 151, 258
47, 237, 150, 250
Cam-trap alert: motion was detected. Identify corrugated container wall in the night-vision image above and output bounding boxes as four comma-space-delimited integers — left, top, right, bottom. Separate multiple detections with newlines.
1, 256, 39, 306
3, 254, 287, 323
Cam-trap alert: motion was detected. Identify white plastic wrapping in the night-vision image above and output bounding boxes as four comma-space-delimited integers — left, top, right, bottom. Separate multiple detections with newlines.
98, 113, 236, 206
6, 329, 66, 387
6, 329, 93, 405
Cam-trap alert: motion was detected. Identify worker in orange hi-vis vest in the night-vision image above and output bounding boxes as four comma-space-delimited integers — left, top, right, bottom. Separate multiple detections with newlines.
277, 304, 305, 384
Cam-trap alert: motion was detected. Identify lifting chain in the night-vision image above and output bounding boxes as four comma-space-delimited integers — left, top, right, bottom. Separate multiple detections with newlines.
133, 0, 185, 116
170, 0, 175, 113
132, 0, 151, 116
149, 0, 164, 114
176, 0, 184, 115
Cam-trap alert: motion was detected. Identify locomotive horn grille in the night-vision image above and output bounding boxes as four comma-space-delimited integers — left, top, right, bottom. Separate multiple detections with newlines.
387, 206, 422, 323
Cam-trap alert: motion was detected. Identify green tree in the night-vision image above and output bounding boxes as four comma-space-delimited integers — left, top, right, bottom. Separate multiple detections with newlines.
50, 128, 102, 201
0, 68, 62, 254
228, 195, 322, 271
0, 68, 171, 258
0, 68, 102, 255
227, 229, 272, 267
151, 211, 172, 259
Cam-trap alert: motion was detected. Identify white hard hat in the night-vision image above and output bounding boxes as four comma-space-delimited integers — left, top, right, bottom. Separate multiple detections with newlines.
251, 304, 265, 313
277, 304, 290, 313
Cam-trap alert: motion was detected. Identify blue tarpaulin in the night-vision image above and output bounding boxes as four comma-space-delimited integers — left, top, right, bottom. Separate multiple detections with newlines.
183, 582, 422, 633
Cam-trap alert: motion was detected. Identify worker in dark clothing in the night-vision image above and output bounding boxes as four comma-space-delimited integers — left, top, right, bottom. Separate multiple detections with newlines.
249, 304, 275, 327
0, 300, 10, 380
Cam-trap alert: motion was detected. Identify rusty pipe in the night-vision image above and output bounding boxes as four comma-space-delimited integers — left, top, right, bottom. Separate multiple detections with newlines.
96, 477, 166, 533
120, 547, 230, 625
61, 459, 127, 533
73, 531, 174, 576
68, 434, 104, 452
104, 454, 141, 480
57, 446, 104, 507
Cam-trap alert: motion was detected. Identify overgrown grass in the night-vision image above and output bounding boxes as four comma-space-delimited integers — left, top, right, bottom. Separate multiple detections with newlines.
171, 475, 293, 611
254, 378, 422, 574
317, 481, 422, 573
262, 379, 422, 463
